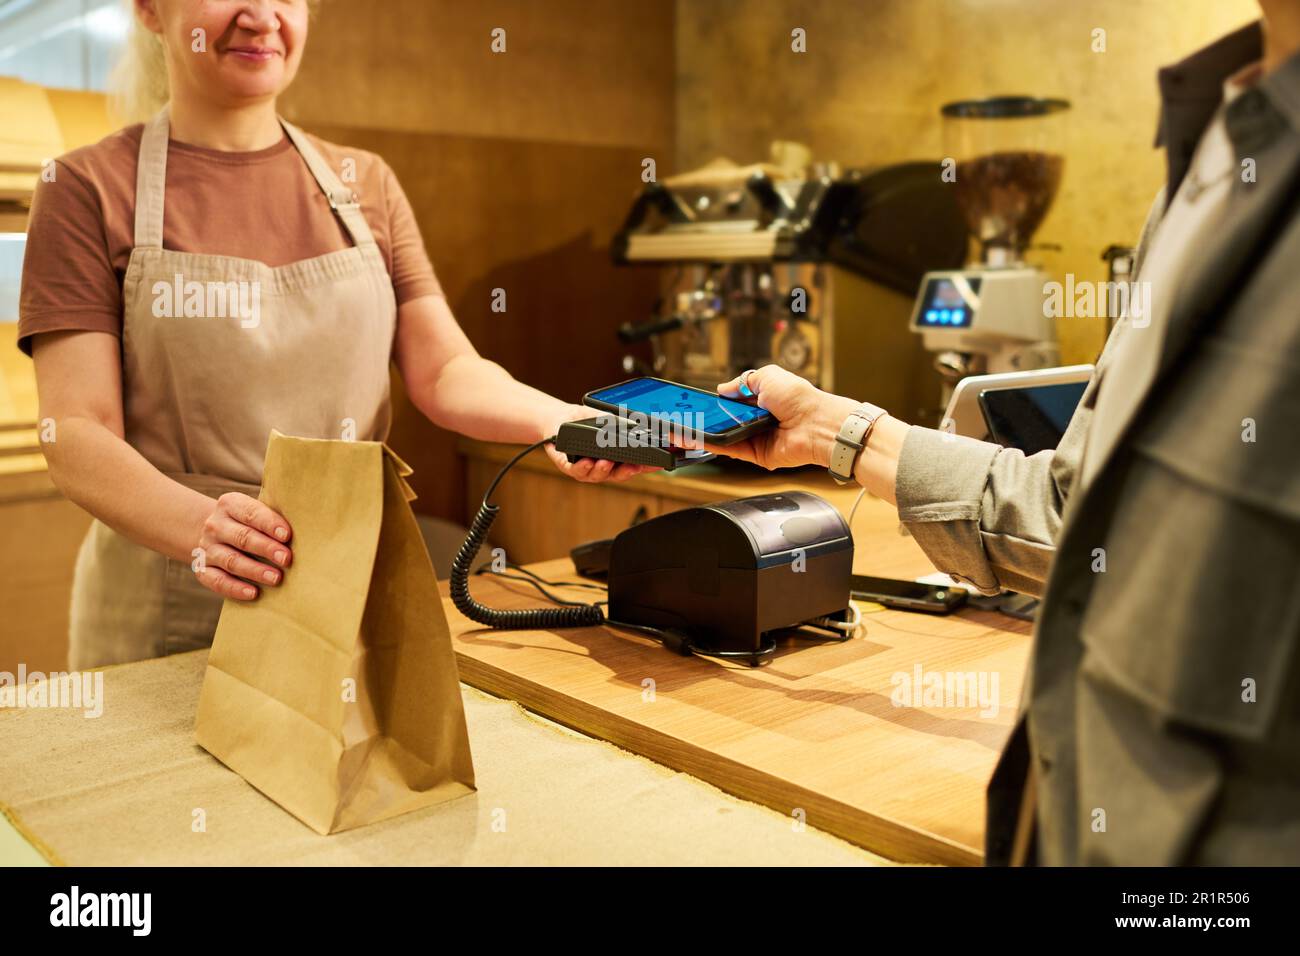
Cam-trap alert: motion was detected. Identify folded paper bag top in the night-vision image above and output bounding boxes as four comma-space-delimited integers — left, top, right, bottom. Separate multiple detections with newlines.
195, 429, 475, 835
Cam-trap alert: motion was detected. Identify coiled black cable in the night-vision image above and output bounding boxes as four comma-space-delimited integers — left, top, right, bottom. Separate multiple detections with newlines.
447, 435, 826, 666
449, 437, 606, 630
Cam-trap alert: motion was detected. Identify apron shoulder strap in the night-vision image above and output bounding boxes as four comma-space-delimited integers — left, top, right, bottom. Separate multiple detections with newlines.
278, 118, 378, 249
133, 106, 172, 249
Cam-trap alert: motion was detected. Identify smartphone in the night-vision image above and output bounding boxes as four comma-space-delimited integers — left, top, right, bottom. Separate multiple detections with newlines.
583, 376, 775, 446
849, 574, 968, 615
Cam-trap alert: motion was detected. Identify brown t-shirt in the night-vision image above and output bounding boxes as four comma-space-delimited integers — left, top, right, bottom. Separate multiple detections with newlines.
17, 124, 443, 356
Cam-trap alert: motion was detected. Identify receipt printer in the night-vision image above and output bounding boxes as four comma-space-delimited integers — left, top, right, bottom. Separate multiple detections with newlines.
607, 491, 853, 657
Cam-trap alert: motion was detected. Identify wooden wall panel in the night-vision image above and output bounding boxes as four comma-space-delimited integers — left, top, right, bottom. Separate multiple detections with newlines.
299, 126, 663, 522
280, 1, 676, 524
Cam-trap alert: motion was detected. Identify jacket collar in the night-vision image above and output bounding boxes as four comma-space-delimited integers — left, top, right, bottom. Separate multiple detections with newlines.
1083, 24, 1300, 490
1154, 21, 1263, 200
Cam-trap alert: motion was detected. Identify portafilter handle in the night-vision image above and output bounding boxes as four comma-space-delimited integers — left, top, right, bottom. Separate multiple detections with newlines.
934, 350, 974, 382
616, 314, 686, 343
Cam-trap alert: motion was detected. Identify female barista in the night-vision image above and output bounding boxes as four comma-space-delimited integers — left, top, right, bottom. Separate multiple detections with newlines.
18, 0, 647, 668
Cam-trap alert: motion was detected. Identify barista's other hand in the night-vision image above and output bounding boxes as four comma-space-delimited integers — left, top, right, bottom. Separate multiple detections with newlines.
194, 492, 293, 601
542, 403, 660, 482
707, 365, 859, 470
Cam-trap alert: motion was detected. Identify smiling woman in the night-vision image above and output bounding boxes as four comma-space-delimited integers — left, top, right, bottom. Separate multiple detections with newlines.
18, 0, 648, 670
111, 0, 319, 125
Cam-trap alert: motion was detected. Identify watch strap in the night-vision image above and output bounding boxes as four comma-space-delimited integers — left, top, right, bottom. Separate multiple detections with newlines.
829, 402, 887, 484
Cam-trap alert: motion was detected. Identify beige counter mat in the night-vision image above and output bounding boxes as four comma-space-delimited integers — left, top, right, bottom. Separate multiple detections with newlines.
0, 650, 885, 866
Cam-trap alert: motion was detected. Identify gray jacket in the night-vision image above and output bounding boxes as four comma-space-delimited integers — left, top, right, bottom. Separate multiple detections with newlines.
894, 21, 1300, 865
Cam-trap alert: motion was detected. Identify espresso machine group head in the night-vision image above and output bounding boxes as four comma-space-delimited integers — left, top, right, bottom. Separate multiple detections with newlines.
909, 96, 1070, 403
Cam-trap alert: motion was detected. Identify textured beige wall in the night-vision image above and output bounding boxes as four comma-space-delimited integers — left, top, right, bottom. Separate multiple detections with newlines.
675, 0, 1259, 365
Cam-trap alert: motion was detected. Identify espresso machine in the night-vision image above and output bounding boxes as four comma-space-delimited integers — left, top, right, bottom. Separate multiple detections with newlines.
910, 96, 1070, 405
612, 152, 968, 422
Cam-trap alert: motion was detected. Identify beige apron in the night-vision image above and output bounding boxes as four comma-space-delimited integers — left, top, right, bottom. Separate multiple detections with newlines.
69, 107, 398, 669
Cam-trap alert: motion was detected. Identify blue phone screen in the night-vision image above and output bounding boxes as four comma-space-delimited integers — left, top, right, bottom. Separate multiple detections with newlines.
588, 378, 771, 435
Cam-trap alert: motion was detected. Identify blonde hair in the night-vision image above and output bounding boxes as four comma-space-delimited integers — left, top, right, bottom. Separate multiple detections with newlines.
109, 1, 169, 123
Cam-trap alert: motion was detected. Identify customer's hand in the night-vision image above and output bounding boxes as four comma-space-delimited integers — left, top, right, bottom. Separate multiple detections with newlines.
707, 365, 859, 470
542, 403, 659, 482
194, 493, 293, 601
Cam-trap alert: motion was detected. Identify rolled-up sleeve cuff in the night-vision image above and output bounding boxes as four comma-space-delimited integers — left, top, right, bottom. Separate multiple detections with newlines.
894, 425, 1003, 594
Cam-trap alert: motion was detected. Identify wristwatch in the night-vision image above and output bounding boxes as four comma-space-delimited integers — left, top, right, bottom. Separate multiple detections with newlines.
829, 402, 888, 485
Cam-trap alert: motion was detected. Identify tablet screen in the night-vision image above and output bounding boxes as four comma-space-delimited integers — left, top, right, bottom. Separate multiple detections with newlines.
979, 382, 1086, 455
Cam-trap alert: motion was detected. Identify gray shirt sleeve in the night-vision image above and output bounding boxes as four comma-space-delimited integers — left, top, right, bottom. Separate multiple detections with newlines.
891, 189, 1165, 597
894, 393, 1091, 597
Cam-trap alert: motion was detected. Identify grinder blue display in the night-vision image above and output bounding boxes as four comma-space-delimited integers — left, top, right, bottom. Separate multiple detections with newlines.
607, 492, 854, 657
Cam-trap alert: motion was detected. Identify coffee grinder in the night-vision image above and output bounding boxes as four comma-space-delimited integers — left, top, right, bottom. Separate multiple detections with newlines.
910, 96, 1069, 406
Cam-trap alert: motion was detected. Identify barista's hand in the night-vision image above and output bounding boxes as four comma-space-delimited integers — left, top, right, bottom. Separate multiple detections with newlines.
542, 404, 660, 482
707, 365, 859, 470
194, 493, 293, 601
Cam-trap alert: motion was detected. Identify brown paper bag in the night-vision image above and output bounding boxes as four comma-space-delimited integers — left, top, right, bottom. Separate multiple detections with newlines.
195, 430, 475, 834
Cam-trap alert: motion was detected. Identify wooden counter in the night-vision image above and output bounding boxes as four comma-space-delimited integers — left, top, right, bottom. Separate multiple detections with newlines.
0, 436, 1030, 864
452, 440, 1032, 864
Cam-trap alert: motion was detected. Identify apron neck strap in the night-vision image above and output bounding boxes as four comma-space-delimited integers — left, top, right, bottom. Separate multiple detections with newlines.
133, 105, 171, 249
132, 106, 379, 250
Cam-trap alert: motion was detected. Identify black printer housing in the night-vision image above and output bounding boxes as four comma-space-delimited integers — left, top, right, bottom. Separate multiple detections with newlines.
607, 491, 853, 657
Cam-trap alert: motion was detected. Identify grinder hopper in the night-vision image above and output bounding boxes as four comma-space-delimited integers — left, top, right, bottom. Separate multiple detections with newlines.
942, 96, 1069, 266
